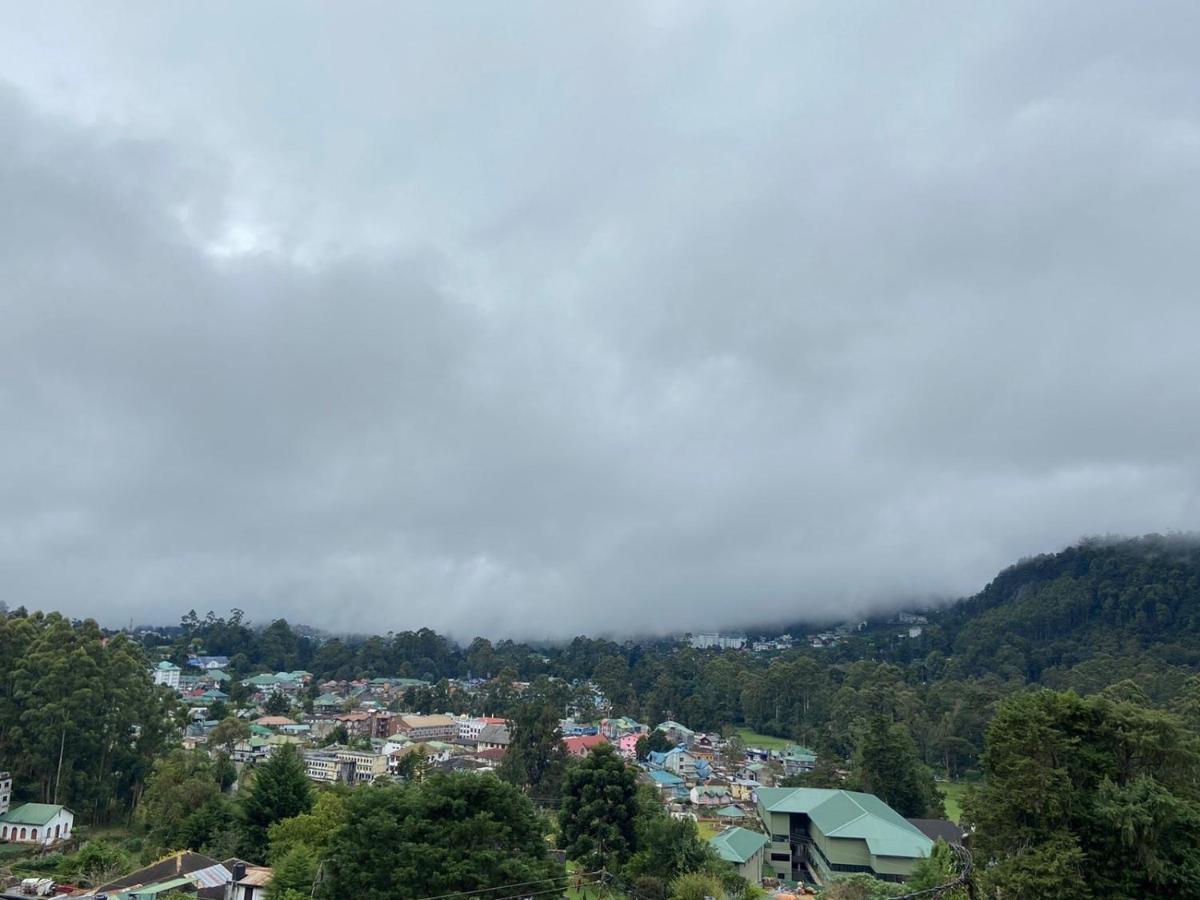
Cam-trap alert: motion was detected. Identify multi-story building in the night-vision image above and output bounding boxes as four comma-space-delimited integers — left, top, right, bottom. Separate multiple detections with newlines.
397, 714, 458, 742
757, 787, 932, 885
303, 748, 388, 785
688, 633, 747, 650
152, 661, 181, 690
0, 772, 10, 815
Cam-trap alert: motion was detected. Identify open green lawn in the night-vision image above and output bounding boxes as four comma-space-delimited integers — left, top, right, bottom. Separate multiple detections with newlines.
696, 819, 720, 840
734, 728, 791, 750
940, 781, 970, 823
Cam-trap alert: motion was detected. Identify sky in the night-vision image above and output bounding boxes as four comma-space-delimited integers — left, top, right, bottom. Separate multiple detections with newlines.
1, 2, 1199, 640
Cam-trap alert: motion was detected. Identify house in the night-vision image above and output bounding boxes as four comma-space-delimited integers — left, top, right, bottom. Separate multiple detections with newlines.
691, 735, 717, 762
475, 724, 512, 752
777, 745, 817, 776
152, 661, 182, 690
730, 778, 760, 802
690, 785, 734, 807
757, 787, 932, 885
0, 771, 10, 815
225, 861, 272, 900
655, 720, 696, 746
0, 803, 74, 845
397, 714, 458, 742
92, 850, 233, 899
563, 735, 608, 758
617, 733, 641, 758
709, 827, 770, 884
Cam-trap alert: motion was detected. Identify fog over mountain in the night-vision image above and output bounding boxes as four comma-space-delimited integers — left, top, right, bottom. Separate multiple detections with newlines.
1, 3, 1199, 639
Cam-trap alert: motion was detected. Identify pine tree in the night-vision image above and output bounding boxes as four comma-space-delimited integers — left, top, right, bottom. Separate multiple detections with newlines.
559, 743, 639, 868
239, 743, 313, 863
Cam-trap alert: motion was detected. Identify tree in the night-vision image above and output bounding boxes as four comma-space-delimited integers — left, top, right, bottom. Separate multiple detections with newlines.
624, 791, 716, 883
140, 750, 227, 854
210, 716, 250, 757
322, 775, 562, 900
965, 689, 1200, 898
267, 844, 320, 900
239, 744, 313, 863
68, 840, 133, 887
559, 743, 639, 868
267, 791, 347, 865
264, 692, 291, 717
852, 717, 943, 817
498, 702, 568, 797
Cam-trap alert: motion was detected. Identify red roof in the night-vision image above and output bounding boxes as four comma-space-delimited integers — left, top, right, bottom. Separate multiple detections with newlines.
563, 735, 609, 756
475, 748, 507, 761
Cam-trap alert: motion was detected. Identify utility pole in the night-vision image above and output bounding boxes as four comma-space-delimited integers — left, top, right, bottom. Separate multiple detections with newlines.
53, 726, 66, 805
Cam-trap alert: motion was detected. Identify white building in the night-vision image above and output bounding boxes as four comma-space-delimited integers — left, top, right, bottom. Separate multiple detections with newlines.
0, 771, 10, 816
0, 804, 74, 846
689, 633, 747, 650
152, 661, 182, 690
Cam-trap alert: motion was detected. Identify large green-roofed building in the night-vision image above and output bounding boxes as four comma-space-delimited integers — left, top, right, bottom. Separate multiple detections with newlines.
756, 787, 932, 885
709, 826, 770, 883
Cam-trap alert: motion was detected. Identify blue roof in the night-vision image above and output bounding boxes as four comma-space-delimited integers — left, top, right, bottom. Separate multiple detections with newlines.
646, 769, 684, 786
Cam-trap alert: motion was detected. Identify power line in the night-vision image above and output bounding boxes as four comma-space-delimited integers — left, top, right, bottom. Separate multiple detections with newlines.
408, 870, 603, 900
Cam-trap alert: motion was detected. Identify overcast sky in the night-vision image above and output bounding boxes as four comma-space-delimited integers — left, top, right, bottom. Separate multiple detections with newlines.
1, 3, 1198, 640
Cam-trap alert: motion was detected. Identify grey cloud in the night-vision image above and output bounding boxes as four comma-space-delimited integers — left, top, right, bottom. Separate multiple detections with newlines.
1, 3, 1199, 638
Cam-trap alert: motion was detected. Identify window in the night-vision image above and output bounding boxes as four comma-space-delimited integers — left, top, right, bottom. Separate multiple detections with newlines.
19, 828, 26, 839
31, 829, 37, 840
770, 853, 790, 862
771, 833, 788, 843
2, 826, 7, 839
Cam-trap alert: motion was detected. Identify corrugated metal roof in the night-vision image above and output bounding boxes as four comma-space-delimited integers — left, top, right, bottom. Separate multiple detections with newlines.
710, 826, 769, 863
185, 863, 232, 888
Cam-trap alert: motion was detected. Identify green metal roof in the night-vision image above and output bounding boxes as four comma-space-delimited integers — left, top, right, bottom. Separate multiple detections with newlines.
716, 805, 746, 817
710, 826, 769, 864
0, 803, 69, 826
756, 788, 932, 860
120, 875, 194, 898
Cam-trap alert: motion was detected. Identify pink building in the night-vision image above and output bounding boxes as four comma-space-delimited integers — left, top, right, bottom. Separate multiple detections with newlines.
618, 733, 641, 758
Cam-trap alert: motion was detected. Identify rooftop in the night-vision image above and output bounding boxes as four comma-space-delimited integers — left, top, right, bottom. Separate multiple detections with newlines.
757, 788, 932, 859
710, 826, 769, 864
0, 803, 70, 826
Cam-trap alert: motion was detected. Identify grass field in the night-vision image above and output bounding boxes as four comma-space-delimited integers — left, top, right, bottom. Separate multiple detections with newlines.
696, 819, 721, 839
735, 727, 792, 750
940, 781, 970, 823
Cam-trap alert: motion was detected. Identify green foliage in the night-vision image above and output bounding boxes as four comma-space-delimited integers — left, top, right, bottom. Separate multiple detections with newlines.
904, 840, 967, 899
624, 792, 717, 883
670, 872, 726, 900
65, 840, 134, 887
0, 614, 176, 822
210, 716, 251, 755
498, 702, 569, 796
967, 689, 1200, 898
559, 743, 640, 869
239, 743, 313, 863
321, 774, 562, 900
268, 844, 319, 899
852, 717, 943, 817
267, 791, 347, 866
816, 874, 906, 899
264, 692, 291, 716
140, 749, 231, 855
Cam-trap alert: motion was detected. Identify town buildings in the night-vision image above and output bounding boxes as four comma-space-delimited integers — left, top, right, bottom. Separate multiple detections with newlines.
0, 803, 74, 846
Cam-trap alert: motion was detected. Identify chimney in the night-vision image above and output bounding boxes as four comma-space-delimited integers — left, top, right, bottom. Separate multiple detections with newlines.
232, 862, 247, 881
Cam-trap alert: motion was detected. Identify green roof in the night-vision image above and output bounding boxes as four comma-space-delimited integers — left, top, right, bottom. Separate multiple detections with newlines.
710, 826, 769, 864
316, 693, 343, 705
116, 875, 193, 898
155, 660, 180, 670
757, 788, 932, 859
716, 805, 746, 817
206, 670, 231, 682
0, 803, 69, 826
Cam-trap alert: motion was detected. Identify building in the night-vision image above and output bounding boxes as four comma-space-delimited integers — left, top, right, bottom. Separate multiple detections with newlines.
690, 784, 734, 807
0, 771, 10, 816
710, 826, 770, 884
688, 633, 747, 650
153, 660, 182, 690
757, 787, 932, 885
655, 720, 696, 746
303, 748, 388, 785
0, 803, 74, 846
563, 734, 608, 758
475, 724, 512, 752
397, 714, 458, 742
225, 861, 272, 900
